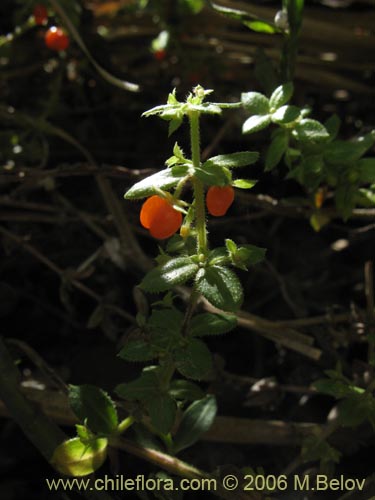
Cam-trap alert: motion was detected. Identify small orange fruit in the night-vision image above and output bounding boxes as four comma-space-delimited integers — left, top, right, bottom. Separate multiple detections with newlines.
206, 186, 234, 216
140, 195, 182, 240
45, 26, 70, 52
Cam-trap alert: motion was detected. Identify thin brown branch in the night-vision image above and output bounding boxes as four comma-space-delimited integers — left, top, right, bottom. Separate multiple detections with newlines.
0, 225, 136, 325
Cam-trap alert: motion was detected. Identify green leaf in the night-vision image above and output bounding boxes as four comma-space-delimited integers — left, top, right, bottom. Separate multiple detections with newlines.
232, 179, 257, 189
118, 338, 155, 362
181, 0, 205, 14
358, 158, 375, 183
310, 212, 331, 232
254, 48, 279, 95
140, 257, 199, 293
243, 20, 276, 34
115, 369, 160, 401
169, 380, 205, 402
196, 266, 243, 312
313, 379, 363, 399
241, 92, 269, 114
147, 394, 177, 435
69, 385, 118, 436
357, 187, 375, 206
232, 244, 266, 269
324, 132, 375, 165
175, 338, 213, 380
265, 130, 289, 171
302, 436, 341, 465
124, 168, 188, 199
269, 83, 294, 110
337, 397, 370, 428
271, 105, 300, 124
335, 183, 357, 220
203, 151, 259, 170
324, 114, 341, 140
173, 395, 217, 453
189, 312, 237, 337
188, 104, 222, 115
51, 437, 108, 477
194, 164, 232, 187
242, 115, 271, 134
293, 119, 329, 142
148, 309, 183, 351
169, 118, 183, 136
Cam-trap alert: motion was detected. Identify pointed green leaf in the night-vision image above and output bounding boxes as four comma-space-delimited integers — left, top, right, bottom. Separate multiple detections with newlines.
243, 20, 276, 34
271, 105, 300, 124
168, 118, 183, 136
203, 151, 259, 169
293, 119, 329, 142
69, 385, 118, 436
189, 313, 237, 337
148, 308, 183, 351
337, 397, 369, 428
115, 370, 160, 401
118, 339, 155, 362
324, 132, 375, 165
140, 257, 199, 292
242, 115, 271, 134
173, 395, 217, 453
324, 114, 341, 140
232, 244, 266, 268
169, 380, 205, 402
194, 165, 232, 186
269, 83, 294, 110
124, 168, 188, 199
241, 92, 269, 114
265, 130, 289, 171
175, 338, 213, 380
358, 158, 375, 183
51, 437, 108, 477
196, 266, 243, 312
147, 394, 177, 435
232, 179, 257, 189
188, 104, 222, 115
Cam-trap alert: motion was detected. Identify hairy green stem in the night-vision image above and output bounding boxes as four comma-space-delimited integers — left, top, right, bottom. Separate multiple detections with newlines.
189, 111, 207, 254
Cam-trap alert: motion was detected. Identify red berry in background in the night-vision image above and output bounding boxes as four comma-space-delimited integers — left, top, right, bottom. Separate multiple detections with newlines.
154, 49, 166, 61
206, 186, 235, 217
33, 4, 48, 25
44, 26, 70, 52
140, 195, 182, 240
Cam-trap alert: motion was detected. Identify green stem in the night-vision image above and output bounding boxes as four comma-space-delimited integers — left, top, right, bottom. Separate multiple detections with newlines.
189, 111, 207, 255
117, 415, 135, 435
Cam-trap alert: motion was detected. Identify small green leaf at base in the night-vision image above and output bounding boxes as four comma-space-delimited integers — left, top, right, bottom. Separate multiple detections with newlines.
51, 437, 108, 477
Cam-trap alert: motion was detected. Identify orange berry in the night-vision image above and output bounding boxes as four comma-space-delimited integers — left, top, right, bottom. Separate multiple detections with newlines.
33, 4, 48, 25
44, 26, 70, 52
140, 195, 182, 240
206, 186, 234, 216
